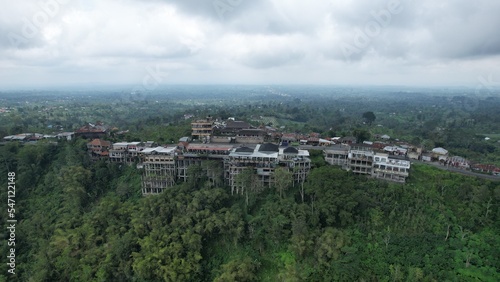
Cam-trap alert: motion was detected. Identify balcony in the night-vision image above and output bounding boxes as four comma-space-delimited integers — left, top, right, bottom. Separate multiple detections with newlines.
374, 168, 409, 177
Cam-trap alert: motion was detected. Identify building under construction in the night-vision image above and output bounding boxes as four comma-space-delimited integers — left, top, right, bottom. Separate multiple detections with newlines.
138, 142, 311, 195
324, 144, 411, 183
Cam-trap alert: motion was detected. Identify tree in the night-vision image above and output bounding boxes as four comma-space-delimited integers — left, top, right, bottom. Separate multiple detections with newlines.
315, 228, 350, 266
214, 257, 260, 282
235, 167, 262, 207
362, 111, 376, 125
353, 128, 371, 143
273, 167, 293, 199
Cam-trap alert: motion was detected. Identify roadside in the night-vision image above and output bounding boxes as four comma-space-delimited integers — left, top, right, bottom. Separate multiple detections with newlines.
412, 160, 500, 181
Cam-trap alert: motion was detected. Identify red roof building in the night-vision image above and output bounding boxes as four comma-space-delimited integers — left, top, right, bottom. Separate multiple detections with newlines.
76, 123, 109, 139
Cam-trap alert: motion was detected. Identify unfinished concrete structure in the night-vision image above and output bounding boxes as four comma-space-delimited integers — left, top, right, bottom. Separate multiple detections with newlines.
225, 143, 311, 195
348, 144, 375, 175
278, 147, 311, 185
141, 147, 177, 195
192, 117, 269, 144
191, 116, 214, 141
109, 142, 141, 163
176, 144, 232, 182
109, 141, 155, 163
86, 139, 111, 161
324, 145, 349, 169
372, 154, 410, 183
324, 144, 412, 183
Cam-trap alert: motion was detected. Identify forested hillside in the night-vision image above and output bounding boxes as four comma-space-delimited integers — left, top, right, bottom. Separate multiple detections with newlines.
1, 140, 498, 281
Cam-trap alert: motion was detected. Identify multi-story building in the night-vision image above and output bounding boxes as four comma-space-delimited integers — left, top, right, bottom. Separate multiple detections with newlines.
278, 147, 311, 184
86, 136, 311, 195
324, 144, 411, 183
324, 145, 349, 169
76, 122, 108, 139
372, 153, 410, 183
109, 142, 141, 163
191, 116, 213, 141
225, 143, 311, 195
141, 146, 177, 195
177, 144, 232, 182
86, 139, 111, 160
348, 144, 375, 175
225, 144, 279, 194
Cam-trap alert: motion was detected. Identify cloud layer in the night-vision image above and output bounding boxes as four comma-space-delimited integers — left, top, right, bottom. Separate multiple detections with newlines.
1, 0, 499, 88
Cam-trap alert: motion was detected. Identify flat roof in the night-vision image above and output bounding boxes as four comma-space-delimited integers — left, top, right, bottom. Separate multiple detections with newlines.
230, 145, 279, 158
324, 144, 349, 151
142, 146, 176, 154
188, 144, 233, 151
114, 142, 141, 146
279, 147, 310, 157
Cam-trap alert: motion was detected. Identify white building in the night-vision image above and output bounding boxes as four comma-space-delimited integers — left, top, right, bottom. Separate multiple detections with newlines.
372, 153, 411, 183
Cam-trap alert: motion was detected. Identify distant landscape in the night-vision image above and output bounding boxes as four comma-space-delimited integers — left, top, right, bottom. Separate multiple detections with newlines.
0, 85, 499, 281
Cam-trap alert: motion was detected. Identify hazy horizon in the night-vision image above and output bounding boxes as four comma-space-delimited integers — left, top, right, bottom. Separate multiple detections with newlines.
1, 83, 497, 94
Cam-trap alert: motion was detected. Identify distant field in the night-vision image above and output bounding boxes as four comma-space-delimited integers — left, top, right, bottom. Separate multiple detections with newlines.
260, 116, 279, 126
258, 116, 305, 131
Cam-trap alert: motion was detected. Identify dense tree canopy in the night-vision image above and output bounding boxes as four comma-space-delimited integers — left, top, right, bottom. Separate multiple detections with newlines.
0, 140, 498, 281
362, 111, 376, 125
1, 87, 499, 280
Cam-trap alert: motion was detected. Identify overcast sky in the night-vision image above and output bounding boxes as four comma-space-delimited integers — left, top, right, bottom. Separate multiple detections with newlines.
1, 0, 499, 88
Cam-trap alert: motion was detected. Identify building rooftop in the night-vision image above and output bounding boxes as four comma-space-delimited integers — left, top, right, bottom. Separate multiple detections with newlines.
88, 139, 111, 147
238, 129, 266, 136
258, 143, 279, 152
283, 147, 299, 154
279, 147, 310, 157
76, 123, 108, 133
234, 146, 254, 153
432, 147, 448, 155
142, 146, 176, 155
225, 120, 251, 130
324, 144, 350, 153
187, 144, 233, 152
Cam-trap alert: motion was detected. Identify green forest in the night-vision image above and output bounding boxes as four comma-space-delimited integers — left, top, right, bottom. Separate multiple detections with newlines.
1, 139, 499, 281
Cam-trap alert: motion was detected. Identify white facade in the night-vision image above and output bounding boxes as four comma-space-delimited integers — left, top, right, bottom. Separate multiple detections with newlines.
372, 153, 411, 183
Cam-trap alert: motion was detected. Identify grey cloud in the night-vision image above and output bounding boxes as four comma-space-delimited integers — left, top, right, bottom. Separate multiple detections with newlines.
0, 20, 46, 50
238, 50, 305, 69
1, 0, 500, 87
324, 0, 500, 62
149, 0, 266, 21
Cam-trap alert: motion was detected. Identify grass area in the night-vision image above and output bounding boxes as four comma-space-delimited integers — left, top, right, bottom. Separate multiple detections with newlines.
259, 116, 305, 130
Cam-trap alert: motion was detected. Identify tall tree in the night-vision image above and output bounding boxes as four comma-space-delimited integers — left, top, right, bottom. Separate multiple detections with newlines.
362, 111, 376, 125
273, 167, 293, 199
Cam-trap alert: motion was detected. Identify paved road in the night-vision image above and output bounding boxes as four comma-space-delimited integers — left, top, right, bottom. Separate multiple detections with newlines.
299, 145, 500, 182
412, 160, 500, 181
